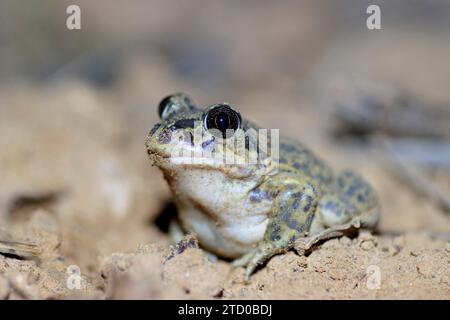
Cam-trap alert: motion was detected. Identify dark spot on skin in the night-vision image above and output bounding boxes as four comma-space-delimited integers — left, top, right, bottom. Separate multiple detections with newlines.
285, 184, 297, 190
292, 199, 300, 210
289, 235, 297, 245
288, 218, 299, 230
269, 223, 282, 242
271, 234, 281, 242
279, 201, 289, 212
149, 123, 161, 136
307, 183, 317, 194
299, 224, 308, 233
346, 178, 364, 198
346, 184, 357, 197
280, 193, 315, 234
322, 201, 342, 217
172, 118, 196, 129
281, 207, 302, 232
249, 188, 271, 202
280, 206, 292, 221
157, 128, 172, 144
303, 195, 313, 212
202, 136, 215, 149
292, 162, 302, 170
292, 192, 303, 210
357, 193, 365, 203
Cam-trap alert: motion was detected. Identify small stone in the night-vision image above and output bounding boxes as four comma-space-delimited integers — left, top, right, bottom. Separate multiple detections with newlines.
445, 243, 450, 253
358, 231, 377, 250
360, 240, 375, 251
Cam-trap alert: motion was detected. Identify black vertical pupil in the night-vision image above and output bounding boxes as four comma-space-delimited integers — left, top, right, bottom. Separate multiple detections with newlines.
215, 112, 230, 131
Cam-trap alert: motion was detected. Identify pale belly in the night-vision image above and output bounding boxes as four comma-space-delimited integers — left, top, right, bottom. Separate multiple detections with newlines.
169, 168, 272, 258
178, 201, 269, 258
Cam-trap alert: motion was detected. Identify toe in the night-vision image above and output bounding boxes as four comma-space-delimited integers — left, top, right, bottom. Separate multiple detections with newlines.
231, 251, 254, 268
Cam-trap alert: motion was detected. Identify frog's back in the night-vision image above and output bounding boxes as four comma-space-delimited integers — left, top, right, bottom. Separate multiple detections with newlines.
276, 137, 334, 189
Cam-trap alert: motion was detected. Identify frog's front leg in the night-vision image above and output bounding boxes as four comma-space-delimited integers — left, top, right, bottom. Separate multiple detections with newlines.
233, 180, 319, 280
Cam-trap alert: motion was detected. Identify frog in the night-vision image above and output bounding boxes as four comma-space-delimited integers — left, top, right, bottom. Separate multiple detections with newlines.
145, 93, 380, 280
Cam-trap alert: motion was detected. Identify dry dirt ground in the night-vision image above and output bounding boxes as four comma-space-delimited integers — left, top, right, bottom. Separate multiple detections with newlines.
0, 1, 449, 300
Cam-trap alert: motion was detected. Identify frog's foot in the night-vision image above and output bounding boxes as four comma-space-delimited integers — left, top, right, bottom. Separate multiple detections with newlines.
294, 217, 361, 254
231, 251, 254, 268
232, 242, 285, 282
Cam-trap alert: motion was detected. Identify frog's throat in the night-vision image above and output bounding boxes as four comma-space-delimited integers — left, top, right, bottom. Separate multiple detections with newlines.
155, 160, 262, 181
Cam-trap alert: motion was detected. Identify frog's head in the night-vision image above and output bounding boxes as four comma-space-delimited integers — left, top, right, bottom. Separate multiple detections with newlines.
146, 93, 269, 179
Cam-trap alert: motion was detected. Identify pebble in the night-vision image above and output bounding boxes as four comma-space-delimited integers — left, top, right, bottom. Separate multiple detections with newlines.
360, 240, 375, 251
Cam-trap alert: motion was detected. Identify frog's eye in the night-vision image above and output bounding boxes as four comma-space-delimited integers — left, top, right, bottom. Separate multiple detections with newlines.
158, 95, 173, 119
158, 93, 196, 120
203, 104, 241, 138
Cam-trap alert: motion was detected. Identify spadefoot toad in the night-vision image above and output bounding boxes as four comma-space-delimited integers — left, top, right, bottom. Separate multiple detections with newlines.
146, 93, 380, 279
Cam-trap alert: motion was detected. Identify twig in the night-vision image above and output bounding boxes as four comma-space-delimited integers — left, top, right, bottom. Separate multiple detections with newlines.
0, 240, 41, 258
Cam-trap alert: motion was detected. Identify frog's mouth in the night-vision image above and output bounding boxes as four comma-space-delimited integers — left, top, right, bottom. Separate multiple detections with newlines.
146, 126, 264, 179
146, 148, 171, 166
149, 150, 222, 168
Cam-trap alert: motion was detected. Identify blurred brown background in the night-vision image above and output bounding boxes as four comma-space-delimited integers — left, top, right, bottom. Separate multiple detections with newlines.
0, 0, 449, 299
